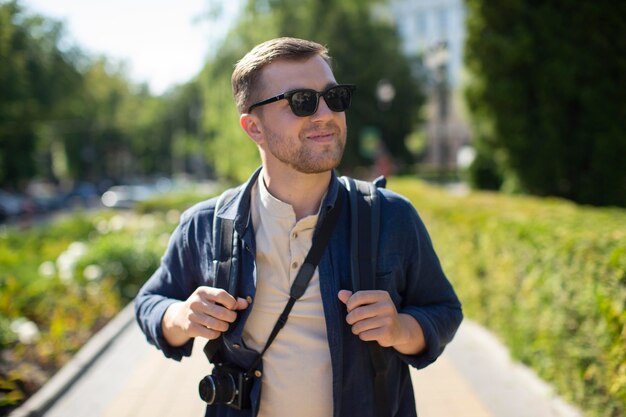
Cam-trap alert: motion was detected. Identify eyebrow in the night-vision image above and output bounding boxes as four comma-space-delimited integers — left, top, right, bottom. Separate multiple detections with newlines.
277, 81, 339, 94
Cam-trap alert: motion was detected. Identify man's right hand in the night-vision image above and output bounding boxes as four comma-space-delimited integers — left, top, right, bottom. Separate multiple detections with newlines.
161, 287, 249, 347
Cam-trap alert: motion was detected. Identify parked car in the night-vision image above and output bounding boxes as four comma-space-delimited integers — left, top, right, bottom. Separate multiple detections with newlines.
62, 182, 101, 208
0, 190, 37, 222
26, 181, 64, 212
101, 184, 157, 208
0, 190, 22, 221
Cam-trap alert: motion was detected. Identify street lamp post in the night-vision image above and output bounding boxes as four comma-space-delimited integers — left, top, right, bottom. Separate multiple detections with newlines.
425, 41, 450, 181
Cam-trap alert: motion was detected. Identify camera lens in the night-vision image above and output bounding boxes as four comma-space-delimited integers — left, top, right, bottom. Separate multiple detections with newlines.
199, 373, 237, 405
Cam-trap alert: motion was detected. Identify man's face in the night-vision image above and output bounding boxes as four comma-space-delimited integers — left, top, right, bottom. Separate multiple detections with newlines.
251, 55, 347, 174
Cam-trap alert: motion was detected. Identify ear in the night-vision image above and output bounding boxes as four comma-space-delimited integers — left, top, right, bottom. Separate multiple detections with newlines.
240, 113, 264, 145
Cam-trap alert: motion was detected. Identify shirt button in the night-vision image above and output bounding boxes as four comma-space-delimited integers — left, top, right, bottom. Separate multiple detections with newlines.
291, 261, 299, 269
232, 343, 241, 349
246, 296, 253, 304
292, 232, 298, 239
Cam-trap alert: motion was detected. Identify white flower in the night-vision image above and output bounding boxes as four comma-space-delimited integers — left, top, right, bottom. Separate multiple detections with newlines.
109, 215, 126, 231
57, 241, 89, 283
38, 261, 56, 278
10, 318, 40, 344
96, 219, 110, 234
67, 242, 88, 257
83, 264, 103, 281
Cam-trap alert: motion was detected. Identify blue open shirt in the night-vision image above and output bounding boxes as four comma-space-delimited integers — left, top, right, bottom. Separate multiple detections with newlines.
135, 168, 463, 417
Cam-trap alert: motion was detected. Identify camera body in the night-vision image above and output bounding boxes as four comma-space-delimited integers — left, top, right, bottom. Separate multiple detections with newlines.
199, 362, 253, 410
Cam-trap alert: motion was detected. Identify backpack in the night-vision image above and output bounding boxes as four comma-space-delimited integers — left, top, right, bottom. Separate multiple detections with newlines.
208, 175, 390, 417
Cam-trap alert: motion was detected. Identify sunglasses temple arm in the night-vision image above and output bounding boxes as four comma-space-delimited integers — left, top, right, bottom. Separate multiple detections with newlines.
249, 94, 287, 112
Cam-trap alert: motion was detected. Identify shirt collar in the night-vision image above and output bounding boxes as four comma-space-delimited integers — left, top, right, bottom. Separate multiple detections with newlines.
220, 167, 342, 236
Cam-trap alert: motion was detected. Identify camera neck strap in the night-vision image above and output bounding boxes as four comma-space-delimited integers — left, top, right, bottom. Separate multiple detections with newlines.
248, 186, 345, 374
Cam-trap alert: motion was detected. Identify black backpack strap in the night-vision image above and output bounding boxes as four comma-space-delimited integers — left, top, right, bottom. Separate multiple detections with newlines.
342, 177, 361, 292
341, 176, 390, 417
204, 187, 239, 361
212, 187, 240, 292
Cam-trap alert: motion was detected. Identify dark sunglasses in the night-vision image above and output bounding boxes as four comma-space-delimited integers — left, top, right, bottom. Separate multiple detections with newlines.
248, 84, 356, 117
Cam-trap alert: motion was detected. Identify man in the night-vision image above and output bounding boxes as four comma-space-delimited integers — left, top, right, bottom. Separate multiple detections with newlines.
135, 37, 462, 417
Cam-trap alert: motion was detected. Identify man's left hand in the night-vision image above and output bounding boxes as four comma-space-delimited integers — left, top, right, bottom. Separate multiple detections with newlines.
338, 289, 426, 355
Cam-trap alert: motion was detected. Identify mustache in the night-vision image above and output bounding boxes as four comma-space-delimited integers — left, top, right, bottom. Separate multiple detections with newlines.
301, 121, 343, 136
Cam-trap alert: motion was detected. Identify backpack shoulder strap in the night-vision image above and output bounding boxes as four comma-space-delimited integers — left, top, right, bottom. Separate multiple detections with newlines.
212, 187, 239, 293
340, 176, 385, 291
204, 187, 239, 362
340, 175, 390, 417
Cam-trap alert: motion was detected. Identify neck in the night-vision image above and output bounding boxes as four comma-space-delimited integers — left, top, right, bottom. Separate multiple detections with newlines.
262, 167, 331, 220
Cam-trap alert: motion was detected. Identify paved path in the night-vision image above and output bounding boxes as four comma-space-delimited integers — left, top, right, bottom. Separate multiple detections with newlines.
12, 306, 583, 417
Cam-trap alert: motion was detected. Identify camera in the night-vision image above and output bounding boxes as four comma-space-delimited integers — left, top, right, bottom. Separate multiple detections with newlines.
198, 363, 253, 410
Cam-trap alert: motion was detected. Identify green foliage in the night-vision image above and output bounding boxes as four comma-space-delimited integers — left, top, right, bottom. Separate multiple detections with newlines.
389, 177, 626, 417
198, 63, 261, 183
0, 0, 83, 186
2, 0, 425, 189
0, 209, 178, 411
0, 1, 200, 187
197, 0, 424, 181
464, 0, 626, 206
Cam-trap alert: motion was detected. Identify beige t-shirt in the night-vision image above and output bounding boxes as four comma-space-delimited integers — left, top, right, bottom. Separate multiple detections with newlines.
243, 176, 333, 417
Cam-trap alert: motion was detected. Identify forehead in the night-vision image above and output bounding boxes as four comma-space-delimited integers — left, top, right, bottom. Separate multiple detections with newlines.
258, 55, 337, 96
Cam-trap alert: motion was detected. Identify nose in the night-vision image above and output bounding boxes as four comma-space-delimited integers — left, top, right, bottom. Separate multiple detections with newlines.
311, 95, 334, 120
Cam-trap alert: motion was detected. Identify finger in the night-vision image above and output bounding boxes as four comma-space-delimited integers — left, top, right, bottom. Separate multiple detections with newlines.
188, 322, 222, 341
206, 302, 240, 323
354, 327, 392, 346
189, 297, 238, 323
347, 314, 396, 347
338, 290, 353, 306
189, 312, 230, 333
197, 287, 241, 310
350, 315, 391, 336
346, 301, 393, 325
344, 290, 389, 311
234, 297, 249, 311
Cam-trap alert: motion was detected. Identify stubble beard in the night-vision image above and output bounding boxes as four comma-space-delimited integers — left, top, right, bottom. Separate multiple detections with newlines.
265, 122, 346, 174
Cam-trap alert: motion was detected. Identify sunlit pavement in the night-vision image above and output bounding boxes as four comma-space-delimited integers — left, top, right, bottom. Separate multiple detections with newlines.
12, 306, 583, 417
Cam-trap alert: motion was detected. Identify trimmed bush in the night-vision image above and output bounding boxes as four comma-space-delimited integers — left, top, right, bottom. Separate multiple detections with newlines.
0, 211, 173, 412
0, 188, 224, 413
389, 178, 626, 417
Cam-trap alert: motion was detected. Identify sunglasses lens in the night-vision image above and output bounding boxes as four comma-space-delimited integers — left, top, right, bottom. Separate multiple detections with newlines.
287, 85, 355, 117
324, 86, 353, 112
290, 90, 319, 116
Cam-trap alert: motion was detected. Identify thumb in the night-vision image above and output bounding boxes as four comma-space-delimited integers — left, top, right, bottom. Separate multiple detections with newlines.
234, 297, 249, 310
337, 290, 353, 305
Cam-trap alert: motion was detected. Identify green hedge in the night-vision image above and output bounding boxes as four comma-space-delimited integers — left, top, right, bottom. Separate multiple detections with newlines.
0, 186, 226, 413
389, 178, 626, 417
0, 211, 175, 412
2, 180, 624, 416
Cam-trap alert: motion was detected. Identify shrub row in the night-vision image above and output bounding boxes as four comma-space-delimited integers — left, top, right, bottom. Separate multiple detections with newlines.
2, 179, 624, 417
389, 178, 626, 417
0, 205, 196, 413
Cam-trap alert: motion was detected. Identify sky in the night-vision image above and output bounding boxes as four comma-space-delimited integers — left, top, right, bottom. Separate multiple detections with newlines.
21, 0, 241, 95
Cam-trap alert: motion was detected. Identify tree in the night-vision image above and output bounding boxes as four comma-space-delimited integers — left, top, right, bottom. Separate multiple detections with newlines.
465, 0, 626, 206
0, 1, 83, 187
198, 0, 424, 182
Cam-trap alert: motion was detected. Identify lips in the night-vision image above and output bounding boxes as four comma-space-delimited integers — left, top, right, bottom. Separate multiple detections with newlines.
306, 131, 335, 142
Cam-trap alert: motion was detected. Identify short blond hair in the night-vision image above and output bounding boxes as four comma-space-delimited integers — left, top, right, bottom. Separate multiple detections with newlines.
231, 37, 331, 114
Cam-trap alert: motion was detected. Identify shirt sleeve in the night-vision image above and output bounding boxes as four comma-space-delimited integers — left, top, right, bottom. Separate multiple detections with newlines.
134, 213, 203, 361
384, 193, 463, 369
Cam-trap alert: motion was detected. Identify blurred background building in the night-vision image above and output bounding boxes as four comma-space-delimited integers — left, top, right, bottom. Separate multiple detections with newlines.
390, 0, 472, 174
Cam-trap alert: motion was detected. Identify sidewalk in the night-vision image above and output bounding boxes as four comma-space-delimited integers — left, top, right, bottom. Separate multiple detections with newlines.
11, 305, 583, 417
